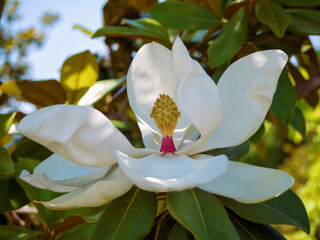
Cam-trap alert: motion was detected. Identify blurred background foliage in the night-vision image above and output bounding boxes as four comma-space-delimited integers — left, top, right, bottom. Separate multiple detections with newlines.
0, 0, 320, 239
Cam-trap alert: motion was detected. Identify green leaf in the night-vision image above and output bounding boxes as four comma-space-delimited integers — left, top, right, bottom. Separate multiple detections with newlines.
249, 123, 265, 144
286, 9, 320, 35
17, 79, 66, 107
60, 50, 99, 104
167, 189, 239, 240
255, 0, 291, 38
123, 18, 170, 42
145, 220, 170, 240
272, 0, 320, 6
111, 120, 136, 130
0, 112, 16, 139
168, 222, 194, 240
78, 76, 126, 106
229, 211, 286, 240
11, 140, 52, 162
92, 26, 167, 42
212, 64, 228, 84
0, 178, 29, 213
0, 147, 15, 176
60, 222, 96, 240
0, 225, 44, 240
219, 190, 310, 234
89, 188, 157, 240
149, 1, 222, 30
206, 141, 250, 161
290, 107, 306, 138
271, 69, 297, 125
208, 8, 248, 68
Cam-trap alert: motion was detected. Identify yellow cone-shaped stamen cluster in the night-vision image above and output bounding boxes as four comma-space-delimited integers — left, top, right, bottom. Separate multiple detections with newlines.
150, 94, 180, 137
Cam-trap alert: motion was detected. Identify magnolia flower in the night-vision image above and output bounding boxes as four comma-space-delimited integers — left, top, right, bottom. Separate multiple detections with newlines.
19, 37, 294, 210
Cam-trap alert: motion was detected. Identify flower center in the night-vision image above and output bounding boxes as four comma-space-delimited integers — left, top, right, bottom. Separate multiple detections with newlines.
150, 94, 180, 153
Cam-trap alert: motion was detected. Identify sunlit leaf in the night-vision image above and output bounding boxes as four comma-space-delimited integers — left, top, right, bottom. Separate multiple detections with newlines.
149, 1, 222, 30
290, 107, 306, 137
111, 120, 136, 130
0, 112, 16, 139
89, 188, 157, 240
0, 225, 44, 240
17, 79, 66, 107
208, 8, 248, 68
60, 50, 99, 104
255, 0, 291, 38
286, 9, 320, 35
123, 18, 169, 42
167, 189, 239, 240
78, 76, 126, 106
93, 26, 166, 42
219, 190, 310, 234
271, 69, 296, 125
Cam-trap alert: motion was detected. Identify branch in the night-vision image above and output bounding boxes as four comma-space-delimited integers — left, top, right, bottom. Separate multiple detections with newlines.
295, 72, 320, 99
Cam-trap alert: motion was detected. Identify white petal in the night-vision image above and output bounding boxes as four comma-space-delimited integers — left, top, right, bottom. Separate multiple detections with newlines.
193, 50, 288, 154
172, 37, 221, 154
17, 105, 138, 167
116, 151, 228, 192
137, 118, 161, 151
127, 41, 191, 142
199, 161, 294, 203
20, 154, 110, 192
41, 167, 133, 209
20, 170, 79, 192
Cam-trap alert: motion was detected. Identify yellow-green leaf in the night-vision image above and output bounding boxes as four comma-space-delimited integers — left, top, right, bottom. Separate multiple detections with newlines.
60, 50, 99, 104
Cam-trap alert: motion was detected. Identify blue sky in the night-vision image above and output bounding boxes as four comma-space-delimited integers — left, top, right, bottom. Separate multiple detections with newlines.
7, 1, 320, 80
16, 0, 107, 80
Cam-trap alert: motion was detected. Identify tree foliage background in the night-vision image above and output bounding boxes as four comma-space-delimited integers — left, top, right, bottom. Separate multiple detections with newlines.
0, 0, 320, 239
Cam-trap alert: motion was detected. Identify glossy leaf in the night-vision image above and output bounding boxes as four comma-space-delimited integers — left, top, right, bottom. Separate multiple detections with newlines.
219, 190, 310, 234
60, 50, 99, 104
149, 1, 222, 30
271, 69, 296, 125
93, 26, 166, 42
123, 18, 169, 42
272, 0, 320, 6
0, 147, 15, 176
255, 0, 291, 38
89, 188, 157, 240
290, 107, 306, 137
168, 222, 194, 240
206, 141, 250, 161
208, 8, 248, 68
229, 211, 286, 240
0, 226, 43, 240
249, 123, 265, 144
17, 79, 66, 107
11, 140, 52, 162
0, 112, 16, 139
78, 76, 126, 106
286, 9, 320, 35
167, 189, 239, 240
0, 178, 29, 213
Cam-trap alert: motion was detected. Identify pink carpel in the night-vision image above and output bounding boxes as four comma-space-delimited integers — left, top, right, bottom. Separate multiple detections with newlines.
160, 136, 176, 153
